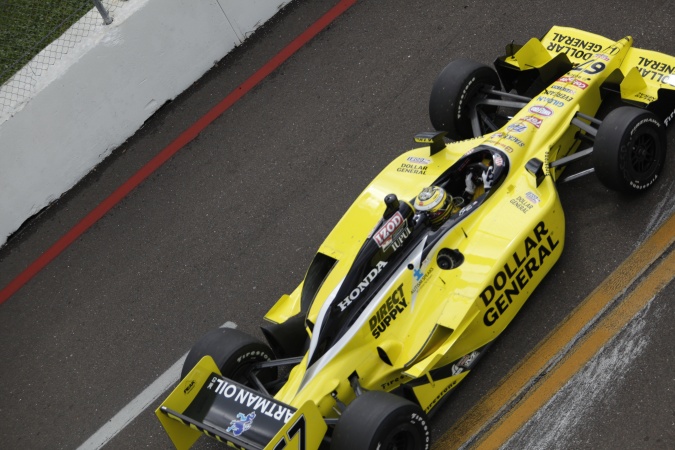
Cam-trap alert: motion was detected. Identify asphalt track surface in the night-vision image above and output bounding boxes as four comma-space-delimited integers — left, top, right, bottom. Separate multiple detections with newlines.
0, 0, 674, 449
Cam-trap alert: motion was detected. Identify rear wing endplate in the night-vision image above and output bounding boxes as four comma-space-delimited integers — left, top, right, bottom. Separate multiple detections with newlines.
156, 356, 327, 450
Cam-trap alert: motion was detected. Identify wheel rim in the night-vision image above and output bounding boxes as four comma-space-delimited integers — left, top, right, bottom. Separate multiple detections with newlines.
383, 432, 413, 450
380, 423, 423, 450
629, 133, 658, 176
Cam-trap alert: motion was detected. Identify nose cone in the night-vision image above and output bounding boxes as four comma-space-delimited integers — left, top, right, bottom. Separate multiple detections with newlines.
603, 35, 633, 61
621, 35, 634, 47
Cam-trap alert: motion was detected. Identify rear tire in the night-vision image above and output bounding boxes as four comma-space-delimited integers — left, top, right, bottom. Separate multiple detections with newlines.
331, 391, 430, 450
593, 107, 666, 192
429, 59, 501, 140
181, 327, 276, 385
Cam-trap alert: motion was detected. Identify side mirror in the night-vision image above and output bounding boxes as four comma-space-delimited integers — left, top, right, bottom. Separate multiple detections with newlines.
525, 158, 545, 187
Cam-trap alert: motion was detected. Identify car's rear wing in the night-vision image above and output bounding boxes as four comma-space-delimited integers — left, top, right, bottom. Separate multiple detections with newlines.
156, 356, 327, 450
494, 26, 675, 125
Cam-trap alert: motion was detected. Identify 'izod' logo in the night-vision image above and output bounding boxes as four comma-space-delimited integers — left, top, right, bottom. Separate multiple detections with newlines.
373, 212, 403, 248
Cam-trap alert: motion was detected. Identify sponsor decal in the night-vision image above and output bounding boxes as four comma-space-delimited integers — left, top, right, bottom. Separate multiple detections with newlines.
397, 163, 428, 175
370, 284, 407, 338
373, 212, 404, 248
236, 350, 271, 365
571, 60, 606, 76
494, 154, 504, 167
407, 156, 432, 165
458, 351, 480, 367
227, 412, 256, 437
271, 415, 308, 450
605, 45, 621, 56
550, 91, 574, 102
380, 374, 410, 390
558, 76, 588, 90
412, 267, 434, 295
523, 116, 543, 128
459, 200, 478, 216
594, 53, 610, 62
481, 221, 560, 326
425, 379, 458, 413
637, 67, 675, 83
390, 224, 412, 252
546, 32, 602, 61
490, 132, 525, 148
510, 195, 534, 213
457, 76, 478, 120
507, 123, 527, 133
529, 105, 553, 117
546, 45, 597, 61
183, 379, 196, 395
572, 79, 589, 90
663, 75, 675, 88
415, 137, 435, 143
525, 191, 541, 204
635, 92, 657, 103
451, 350, 481, 376
665, 107, 675, 127
207, 377, 294, 423
485, 142, 513, 153
550, 85, 575, 95
536, 96, 565, 108
637, 57, 675, 75
632, 118, 661, 134
338, 261, 388, 311
549, 33, 603, 51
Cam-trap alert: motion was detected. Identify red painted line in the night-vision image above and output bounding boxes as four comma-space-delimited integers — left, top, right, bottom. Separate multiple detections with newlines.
0, 0, 357, 306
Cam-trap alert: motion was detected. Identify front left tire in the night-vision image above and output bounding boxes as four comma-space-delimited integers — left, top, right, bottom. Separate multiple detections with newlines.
429, 59, 501, 140
331, 391, 430, 450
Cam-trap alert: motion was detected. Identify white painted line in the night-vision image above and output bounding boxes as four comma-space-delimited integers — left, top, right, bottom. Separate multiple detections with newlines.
638, 183, 675, 246
77, 321, 237, 450
504, 297, 657, 449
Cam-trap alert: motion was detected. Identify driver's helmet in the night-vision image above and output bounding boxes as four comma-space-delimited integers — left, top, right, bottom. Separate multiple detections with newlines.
413, 186, 452, 225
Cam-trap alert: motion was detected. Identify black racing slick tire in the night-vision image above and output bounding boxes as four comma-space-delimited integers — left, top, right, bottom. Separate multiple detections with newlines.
331, 391, 430, 450
429, 59, 501, 140
593, 106, 667, 192
181, 327, 277, 385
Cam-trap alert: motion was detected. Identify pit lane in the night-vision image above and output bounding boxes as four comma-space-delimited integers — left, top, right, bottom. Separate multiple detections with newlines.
0, 0, 674, 449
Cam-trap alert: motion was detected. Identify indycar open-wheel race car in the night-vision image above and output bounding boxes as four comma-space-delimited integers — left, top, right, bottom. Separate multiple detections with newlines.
156, 27, 674, 450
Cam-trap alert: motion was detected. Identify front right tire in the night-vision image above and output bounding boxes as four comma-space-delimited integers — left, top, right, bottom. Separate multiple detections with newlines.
593, 106, 667, 192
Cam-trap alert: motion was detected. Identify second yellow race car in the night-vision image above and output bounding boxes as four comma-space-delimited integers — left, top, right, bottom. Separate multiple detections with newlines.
156, 26, 674, 450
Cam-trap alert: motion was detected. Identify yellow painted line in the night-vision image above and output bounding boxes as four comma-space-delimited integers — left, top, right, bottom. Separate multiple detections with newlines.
476, 247, 674, 449
434, 212, 675, 449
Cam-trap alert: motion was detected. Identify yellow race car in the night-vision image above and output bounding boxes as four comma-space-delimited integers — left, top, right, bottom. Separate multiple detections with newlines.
156, 26, 674, 450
